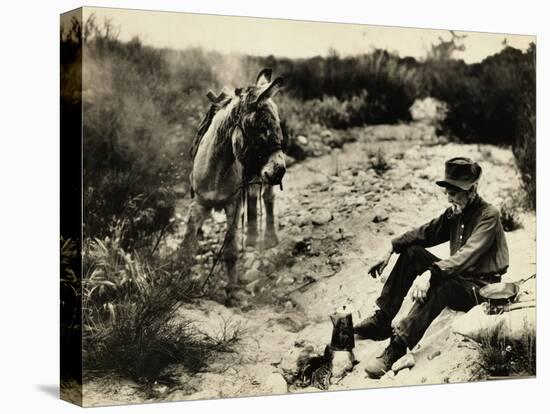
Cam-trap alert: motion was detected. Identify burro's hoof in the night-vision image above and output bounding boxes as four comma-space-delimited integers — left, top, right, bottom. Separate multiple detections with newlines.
224, 295, 239, 308
224, 286, 248, 308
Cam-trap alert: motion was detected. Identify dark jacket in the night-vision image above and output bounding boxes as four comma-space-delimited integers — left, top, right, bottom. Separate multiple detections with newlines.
391, 195, 509, 279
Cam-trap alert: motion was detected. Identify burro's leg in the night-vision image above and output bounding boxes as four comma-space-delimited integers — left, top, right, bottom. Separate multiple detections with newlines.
263, 185, 279, 248
223, 198, 242, 305
180, 200, 211, 266
246, 184, 259, 248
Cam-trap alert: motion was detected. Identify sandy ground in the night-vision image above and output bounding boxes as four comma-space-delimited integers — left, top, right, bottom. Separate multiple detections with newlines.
81, 123, 536, 406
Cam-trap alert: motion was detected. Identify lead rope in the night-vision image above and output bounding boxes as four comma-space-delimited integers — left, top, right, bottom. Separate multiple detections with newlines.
259, 181, 264, 251
241, 170, 247, 253
194, 177, 253, 297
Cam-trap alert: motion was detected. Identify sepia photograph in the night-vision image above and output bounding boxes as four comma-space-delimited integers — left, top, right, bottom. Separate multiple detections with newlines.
60, 5, 536, 407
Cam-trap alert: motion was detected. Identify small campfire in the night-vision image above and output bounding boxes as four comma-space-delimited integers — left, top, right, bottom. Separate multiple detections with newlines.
282, 307, 357, 390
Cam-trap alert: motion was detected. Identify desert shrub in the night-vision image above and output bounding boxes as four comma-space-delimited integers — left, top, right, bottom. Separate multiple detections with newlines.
477, 329, 536, 377
81, 20, 184, 248
263, 50, 421, 125
367, 147, 391, 175
348, 50, 422, 124
303, 96, 350, 129
499, 197, 523, 232
60, 237, 82, 383
513, 44, 536, 210
422, 46, 536, 147
81, 225, 242, 385
277, 90, 369, 134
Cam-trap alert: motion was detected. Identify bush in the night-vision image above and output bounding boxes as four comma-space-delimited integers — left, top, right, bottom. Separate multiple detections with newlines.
513, 45, 536, 210
82, 23, 181, 249
60, 237, 82, 383
81, 225, 242, 387
304, 95, 351, 129
500, 197, 523, 232
422, 45, 536, 146
477, 329, 536, 378
367, 147, 391, 175
259, 50, 421, 126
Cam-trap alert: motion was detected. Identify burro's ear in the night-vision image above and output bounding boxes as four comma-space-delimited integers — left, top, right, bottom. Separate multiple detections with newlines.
255, 77, 285, 103
256, 68, 272, 87
231, 126, 246, 161
206, 88, 231, 104
206, 90, 219, 103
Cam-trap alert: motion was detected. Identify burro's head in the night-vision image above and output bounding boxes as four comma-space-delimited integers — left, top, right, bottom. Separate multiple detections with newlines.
231, 69, 286, 185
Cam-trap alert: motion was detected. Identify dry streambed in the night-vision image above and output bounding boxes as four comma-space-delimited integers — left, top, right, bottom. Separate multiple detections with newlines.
84, 123, 535, 404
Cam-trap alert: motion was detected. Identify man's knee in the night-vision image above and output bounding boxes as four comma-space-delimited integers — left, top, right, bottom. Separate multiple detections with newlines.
403, 245, 427, 259
425, 279, 454, 304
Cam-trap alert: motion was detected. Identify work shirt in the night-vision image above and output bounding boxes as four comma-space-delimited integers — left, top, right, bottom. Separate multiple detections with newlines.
391, 195, 509, 279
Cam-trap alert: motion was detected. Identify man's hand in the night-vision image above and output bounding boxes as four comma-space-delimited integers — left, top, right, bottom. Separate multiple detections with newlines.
411, 270, 431, 303
368, 243, 393, 278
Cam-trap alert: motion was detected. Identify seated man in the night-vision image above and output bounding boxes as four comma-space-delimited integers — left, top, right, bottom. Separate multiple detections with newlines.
356, 157, 509, 378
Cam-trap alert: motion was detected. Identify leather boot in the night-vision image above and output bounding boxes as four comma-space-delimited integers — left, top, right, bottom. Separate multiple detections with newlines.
364, 335, 407, 379
354, 309, 392, 340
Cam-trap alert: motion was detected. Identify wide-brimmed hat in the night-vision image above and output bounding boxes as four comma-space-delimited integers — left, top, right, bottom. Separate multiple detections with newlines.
436, 157, 482, 191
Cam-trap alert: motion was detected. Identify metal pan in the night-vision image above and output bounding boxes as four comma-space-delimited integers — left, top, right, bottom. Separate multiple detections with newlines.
479, 273, 536, 307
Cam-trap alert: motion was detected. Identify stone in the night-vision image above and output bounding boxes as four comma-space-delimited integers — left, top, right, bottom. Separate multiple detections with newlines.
281, 276, 296, 285
242, 268, 262, 283
260, 258, 275, 274
327, 135, 344, 149
297, 214, 312, 227
395, 368, 411, 377
246, 279, 261, 294
243, 253, 257, 269
409, 97, 448, 124
381, 371, 396, 380
312, 209, 333, 225
251, 259, 263, 271
340, 169, 354, 180
331, 184, 353, 196
372, 209, 389, 223
356, 170, 369, 180
427, 350, 441, 360
264, 373, 288, 394
297, 135, 308, 145
392, 353, 415, 373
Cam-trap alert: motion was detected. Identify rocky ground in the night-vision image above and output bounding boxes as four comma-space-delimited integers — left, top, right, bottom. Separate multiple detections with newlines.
82, 122, 536, 406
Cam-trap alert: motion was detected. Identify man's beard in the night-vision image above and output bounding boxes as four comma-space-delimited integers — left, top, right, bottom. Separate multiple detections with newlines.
448, 191, 477, 217
450, 202, 463, 217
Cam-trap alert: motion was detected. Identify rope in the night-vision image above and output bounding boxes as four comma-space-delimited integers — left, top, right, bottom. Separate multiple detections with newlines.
192, 177, 265, 297
259, 182, 263, 251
